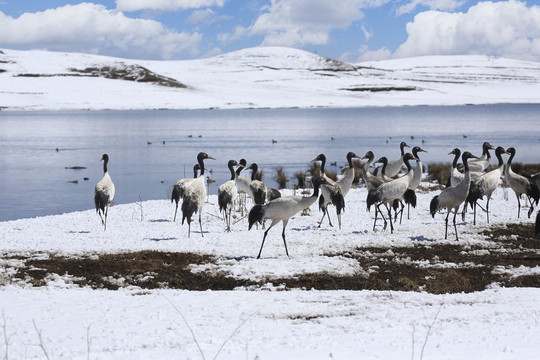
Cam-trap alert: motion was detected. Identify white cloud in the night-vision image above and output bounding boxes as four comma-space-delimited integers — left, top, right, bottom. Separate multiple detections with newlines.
218, 26, 250, 45
187, 9, 217, 24
396, 0, 466, 16
116, 0, 225, 12
395, 0, 540, 61
0, 3, 203, 59
249, 0, 389, 47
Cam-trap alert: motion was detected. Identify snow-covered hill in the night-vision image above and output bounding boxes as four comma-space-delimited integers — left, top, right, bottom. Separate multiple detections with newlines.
1, 47, 540, 111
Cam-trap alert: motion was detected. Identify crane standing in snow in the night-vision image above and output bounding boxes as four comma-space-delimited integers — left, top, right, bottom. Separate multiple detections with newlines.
94, 154, 115, 231
367, 153, 418, 233
171, 164, 200, 222
248, 177, 327, 259
218, 160, 240, 232
504, 147, 540, 219
465, 146, 508, 224
181, 152, 215, 238
430, 151, 478, 241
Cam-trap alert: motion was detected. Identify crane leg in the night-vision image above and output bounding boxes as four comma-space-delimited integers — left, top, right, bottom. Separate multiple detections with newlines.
473, 201, 477, 226
104, 205, 109, 231
376, 203, 387, 231
372, 204, 379, 231
173, 203, 178, 222
486, 197, 490, 224
517, 194, 522, 218
452, 209, 459, 241
385, 204, 394, 234
282, 220, 290, 258
199, 212, 204, 237
527, 196, 535, 218
444, 210, 450, 240
257, 222, 276, 259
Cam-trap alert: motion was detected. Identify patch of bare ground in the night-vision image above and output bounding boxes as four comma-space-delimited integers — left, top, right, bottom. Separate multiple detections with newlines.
3, 223, 538, 293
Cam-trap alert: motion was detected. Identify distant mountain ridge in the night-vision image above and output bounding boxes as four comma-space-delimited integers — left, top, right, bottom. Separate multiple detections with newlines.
1, 46, 540, 111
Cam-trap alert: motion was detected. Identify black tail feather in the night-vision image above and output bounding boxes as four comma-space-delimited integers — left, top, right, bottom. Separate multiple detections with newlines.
404, 189, 417, 208
430, 195, 439, 218
529, 182, 540, 205
467, 180, 483, 209
181, 198, 198, 225
171, 185, 181, 204
253, 187, 266, 205
218, 191, 230, 213
330, 191, 345, 215
268, 188, 281, 201
366, 190, 379, 211
248, 204, 264, 230
94, 191, 108, 214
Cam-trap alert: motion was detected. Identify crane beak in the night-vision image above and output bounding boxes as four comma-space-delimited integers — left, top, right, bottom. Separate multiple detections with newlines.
207, 156, 216, 160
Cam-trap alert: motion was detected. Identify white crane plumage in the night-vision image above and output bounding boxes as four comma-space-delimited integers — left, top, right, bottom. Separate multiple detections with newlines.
94, 153, 115, 231
248, 177, 326, 259
367, 153, 418, 233
403, 146, 427, 219
360, 151, 384, 192
465, 146, 508, 224
503, 147, 540, 218
171, 164, 200, 222
218, 160, 240, 232
430, 151, 478, 240
468, 142, 494, 173
448, 148, 483, 187
374, 141, 409, 178
181, 152, 215, 238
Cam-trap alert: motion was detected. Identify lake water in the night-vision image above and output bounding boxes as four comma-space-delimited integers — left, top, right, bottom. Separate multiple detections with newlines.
1, 105, 539, 221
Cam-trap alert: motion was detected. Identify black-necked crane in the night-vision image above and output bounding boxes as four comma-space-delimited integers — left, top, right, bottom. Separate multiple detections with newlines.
218, 160, 240, 232
361, 151, 386, 229
234, 158, 250, 214
448, 148, 483, 188
311, 154, 344, 228
323, 152, 359, 228
360, 151, 384, 192
337, 152, 361, 197
374, 141, 409, 178
181, 152, 215, 238
246, 162, 281, 205
171, 164, 200, 222
404, 146, 427, 219
468, 142, 494, 173
94, 154, 115, 231
248, 177, 327, 259
367, 153, 418, 233
503, 147, 540, 218
466, 146, 507, 224
430, 151, 478, 241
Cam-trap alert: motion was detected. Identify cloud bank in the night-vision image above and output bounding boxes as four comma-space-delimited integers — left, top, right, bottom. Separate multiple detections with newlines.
0, 3, 202, 59
395, 0, 540, 60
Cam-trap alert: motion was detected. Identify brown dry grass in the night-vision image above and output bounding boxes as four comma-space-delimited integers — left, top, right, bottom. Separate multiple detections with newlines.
6, 223, 539, 294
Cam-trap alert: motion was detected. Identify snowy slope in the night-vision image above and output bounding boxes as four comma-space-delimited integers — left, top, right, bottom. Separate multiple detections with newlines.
1, 47, 540, 111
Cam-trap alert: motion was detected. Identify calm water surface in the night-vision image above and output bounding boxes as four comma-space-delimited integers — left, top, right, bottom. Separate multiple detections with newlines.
1, 105, 539, 221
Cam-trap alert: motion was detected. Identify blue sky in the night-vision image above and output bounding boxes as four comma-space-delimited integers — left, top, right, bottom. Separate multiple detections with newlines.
1, 1, 539, 62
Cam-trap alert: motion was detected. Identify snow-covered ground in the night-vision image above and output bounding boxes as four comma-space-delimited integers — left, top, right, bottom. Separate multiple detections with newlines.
1, 46, 539, 359
1, 182, 539, 359
2, 47, 540, 111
